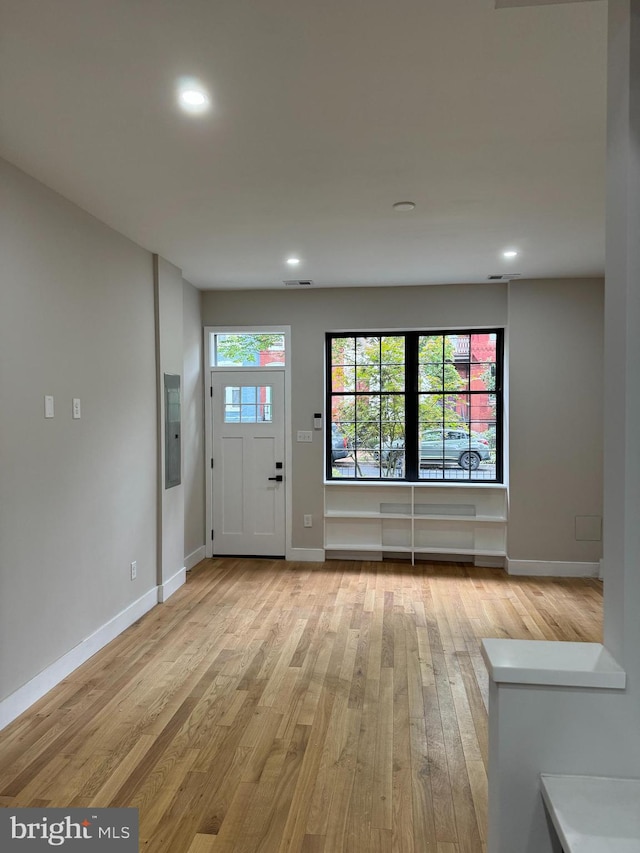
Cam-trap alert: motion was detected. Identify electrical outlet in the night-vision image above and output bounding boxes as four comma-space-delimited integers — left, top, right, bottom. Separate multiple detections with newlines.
130, 561, 137, 580
303, 514, 313, 528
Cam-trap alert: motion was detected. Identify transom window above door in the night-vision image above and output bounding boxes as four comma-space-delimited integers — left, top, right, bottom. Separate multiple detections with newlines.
209, 333, 286, 368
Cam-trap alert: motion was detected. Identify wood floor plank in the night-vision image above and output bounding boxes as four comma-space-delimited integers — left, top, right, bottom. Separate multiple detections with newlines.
242, 724, 310, 853
0, 559, 603, 853
322, 706, 360, 852
300, 835, 325, 853
208, 780, 256, 852
88, 734, 157, 806
277, 690, 335, 853
305, 691, 350, 835
345, 666, 378, 851
409, 714, 437, 849
136, 748, 201, 850
371, 667, 394, 831
466, 759, 488, 843
392, 613, 415, 853
185, 834, 217, 853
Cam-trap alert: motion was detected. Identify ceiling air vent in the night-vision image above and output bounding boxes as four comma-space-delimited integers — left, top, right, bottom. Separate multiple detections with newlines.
283, 279, 313, 287
487, 273, 522, 281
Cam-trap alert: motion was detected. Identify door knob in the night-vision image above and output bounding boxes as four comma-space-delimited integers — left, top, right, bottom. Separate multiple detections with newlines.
268, 475, 283, 482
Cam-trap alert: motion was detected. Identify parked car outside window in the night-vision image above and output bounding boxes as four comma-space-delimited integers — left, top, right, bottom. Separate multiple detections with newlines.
331, 423, 351, 462
381, 428, 490, 471
420, 428, 490, 470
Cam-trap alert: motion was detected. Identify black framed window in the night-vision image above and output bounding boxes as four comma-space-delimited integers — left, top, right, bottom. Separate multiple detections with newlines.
327, 330, 503, 482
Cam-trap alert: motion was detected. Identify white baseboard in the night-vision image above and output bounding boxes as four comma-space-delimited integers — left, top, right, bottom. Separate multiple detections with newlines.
158, 567, 186, 602
0, 586, 158, 732
286, 548, 326, 562
185, 546, 206, 572
506, 559, 600, 577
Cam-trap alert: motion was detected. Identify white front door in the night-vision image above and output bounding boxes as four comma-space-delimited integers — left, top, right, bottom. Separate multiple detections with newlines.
211, 370, 285, 556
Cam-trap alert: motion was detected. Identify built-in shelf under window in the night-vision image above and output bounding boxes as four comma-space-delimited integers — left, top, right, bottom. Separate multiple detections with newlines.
324, 482, 507, 563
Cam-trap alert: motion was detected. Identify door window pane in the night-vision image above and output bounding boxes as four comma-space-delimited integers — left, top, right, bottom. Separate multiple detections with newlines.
224, 386, 273, 423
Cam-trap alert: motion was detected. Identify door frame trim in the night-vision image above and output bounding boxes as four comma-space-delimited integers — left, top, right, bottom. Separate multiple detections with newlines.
204, 326, 292, 560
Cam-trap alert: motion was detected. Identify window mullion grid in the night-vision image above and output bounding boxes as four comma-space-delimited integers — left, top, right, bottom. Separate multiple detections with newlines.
326, 335, 343, 479
405, 333, 418, 481
378, 337, 382, 479
494, 330, 504, 482
354, 390, 361, 478
439, 336, 446, 480
327, 329, 502, 483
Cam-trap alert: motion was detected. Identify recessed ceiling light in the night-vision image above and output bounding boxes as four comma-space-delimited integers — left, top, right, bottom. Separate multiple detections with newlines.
502, 250, 519, 259
393, 201, 416, 212
286, 257, 301, 266
181, 90, 207, 106
177, 79, 210, 114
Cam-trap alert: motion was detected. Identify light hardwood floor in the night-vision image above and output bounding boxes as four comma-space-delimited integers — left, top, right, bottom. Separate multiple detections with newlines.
0, 559, 603, 852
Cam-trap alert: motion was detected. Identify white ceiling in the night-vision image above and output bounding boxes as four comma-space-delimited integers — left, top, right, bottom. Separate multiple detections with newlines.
0, 0, 607, 290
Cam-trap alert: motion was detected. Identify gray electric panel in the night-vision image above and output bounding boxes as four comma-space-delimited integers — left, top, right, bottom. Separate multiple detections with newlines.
164, 373, 181, 488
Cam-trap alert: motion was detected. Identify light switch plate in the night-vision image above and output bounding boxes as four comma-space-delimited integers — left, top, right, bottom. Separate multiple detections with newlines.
44, 395, 54, 418
297, 430, 313, 442
72, 398, 81, 419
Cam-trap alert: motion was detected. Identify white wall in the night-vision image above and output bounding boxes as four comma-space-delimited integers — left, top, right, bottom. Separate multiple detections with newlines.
202, 280, 604, 569
154, 256, 184, 591
603, 0, 640, 675
508, 278, 604, 567
183, 280, 205, 566
0, 159, 157, 702
202, 283, 508, 550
